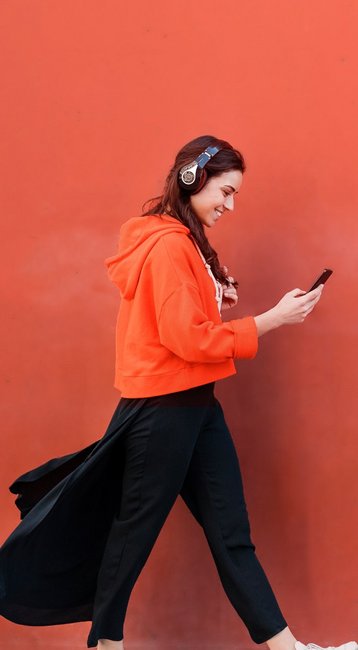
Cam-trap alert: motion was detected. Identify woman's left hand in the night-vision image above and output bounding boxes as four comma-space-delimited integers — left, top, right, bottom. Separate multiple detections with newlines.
221, 266, 239, 310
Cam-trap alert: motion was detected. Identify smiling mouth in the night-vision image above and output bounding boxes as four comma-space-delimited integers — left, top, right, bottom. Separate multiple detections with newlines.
215, 209, 223, 216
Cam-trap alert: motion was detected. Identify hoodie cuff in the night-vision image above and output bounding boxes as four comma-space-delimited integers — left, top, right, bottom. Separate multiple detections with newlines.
229, 316, 258, 359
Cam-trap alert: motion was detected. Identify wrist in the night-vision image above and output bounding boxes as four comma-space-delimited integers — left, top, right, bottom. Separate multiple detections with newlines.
267, 306, 282, 329
254, 307, 281, 336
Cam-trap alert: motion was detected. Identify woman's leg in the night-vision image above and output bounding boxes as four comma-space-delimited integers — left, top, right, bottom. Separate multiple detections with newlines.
95, 614, 297, 649
266, 626, 298, 650
179, 395, 290, 645
98, 641, 124, 649
87, 383, 215, 648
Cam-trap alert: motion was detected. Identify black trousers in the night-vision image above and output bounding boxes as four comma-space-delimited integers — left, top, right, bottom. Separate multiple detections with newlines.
87, 381, 288, 647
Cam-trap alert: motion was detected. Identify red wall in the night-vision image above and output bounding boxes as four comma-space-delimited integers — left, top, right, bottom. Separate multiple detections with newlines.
1, 1, 357, 648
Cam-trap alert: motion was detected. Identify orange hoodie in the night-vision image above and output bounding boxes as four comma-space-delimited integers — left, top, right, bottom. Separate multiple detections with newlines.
104, 213, 258, 397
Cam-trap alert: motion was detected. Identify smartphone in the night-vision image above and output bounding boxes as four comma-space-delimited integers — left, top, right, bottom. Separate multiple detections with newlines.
306, 268, 333, 293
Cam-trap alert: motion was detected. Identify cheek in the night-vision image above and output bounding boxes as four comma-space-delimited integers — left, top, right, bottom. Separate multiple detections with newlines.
204, 190, 221, 208
191, 187, 222, 215
212, 189, 224, 204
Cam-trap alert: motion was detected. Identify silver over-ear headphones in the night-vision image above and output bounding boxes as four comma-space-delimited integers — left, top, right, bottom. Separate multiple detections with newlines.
178, 145, 222, 194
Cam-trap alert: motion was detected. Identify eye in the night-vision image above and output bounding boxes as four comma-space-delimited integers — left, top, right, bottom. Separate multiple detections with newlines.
222, 189, 230, 197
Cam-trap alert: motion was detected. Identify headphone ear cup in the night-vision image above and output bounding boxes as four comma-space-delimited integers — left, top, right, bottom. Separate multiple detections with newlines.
178, 164, 198, 192
190, 168, 208, 195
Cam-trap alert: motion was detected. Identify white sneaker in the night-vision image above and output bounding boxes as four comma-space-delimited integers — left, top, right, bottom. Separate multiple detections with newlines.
295, 641, 358, 650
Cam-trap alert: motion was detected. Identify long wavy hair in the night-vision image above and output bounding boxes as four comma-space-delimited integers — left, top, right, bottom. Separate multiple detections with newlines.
141, 134, 246, 289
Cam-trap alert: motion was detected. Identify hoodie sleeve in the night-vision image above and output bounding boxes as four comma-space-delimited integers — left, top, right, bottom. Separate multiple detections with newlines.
157, 281, 258, 363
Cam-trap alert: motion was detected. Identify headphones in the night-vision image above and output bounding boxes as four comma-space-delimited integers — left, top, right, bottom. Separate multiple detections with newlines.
178, 145, 222, 194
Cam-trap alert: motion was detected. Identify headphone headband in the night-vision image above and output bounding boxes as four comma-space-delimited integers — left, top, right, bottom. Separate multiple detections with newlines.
196, 146, 221, 169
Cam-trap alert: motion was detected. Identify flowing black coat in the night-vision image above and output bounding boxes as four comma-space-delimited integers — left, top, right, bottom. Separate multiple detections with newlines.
0, 397, 146, 627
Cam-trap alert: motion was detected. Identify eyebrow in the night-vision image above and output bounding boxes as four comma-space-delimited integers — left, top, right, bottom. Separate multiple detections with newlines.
223, 185, 238, 194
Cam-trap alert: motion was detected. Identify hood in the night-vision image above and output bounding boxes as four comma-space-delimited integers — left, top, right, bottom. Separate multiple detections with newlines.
104, 214, 190, 299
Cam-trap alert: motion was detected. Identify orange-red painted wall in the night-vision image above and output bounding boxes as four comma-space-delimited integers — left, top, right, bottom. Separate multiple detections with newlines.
1, 1, 357, 648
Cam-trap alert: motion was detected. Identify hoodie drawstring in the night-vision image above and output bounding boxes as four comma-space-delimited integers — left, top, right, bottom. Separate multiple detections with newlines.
192, 241, 223, 314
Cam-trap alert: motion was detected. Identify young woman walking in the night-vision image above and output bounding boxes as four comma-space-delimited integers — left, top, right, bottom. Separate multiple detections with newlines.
0, 135, 356, 650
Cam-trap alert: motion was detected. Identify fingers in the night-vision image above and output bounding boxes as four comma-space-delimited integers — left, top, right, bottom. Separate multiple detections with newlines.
291, 288, 307, 297
300, 285, 324, 320
223, 290, 237, 299
222, 284, 239, 308
294, 285, 324, 304
304, 302, 315, 315
304, 285, 324, 305
223, 288, 238, 299
308, 285, 324, 298
222, 266, 235, 284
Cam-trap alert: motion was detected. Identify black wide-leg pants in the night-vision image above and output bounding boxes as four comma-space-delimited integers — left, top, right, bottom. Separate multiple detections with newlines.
87, 381, 288, 647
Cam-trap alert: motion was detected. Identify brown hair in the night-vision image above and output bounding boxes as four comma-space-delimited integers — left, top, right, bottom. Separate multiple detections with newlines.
141, 134, 246, 288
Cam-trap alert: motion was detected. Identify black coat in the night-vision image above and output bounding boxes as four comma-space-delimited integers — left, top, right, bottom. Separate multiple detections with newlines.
0, 397, 146, 628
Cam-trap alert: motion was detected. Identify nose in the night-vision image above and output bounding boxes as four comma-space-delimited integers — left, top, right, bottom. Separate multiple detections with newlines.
223, 194, 235, 211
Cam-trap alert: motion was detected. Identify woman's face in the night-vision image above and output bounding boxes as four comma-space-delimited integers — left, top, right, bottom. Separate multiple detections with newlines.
189, 169, 243, 228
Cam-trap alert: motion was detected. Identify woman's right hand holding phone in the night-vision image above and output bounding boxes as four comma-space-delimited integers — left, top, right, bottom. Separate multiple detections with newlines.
254, 285, 324, 336
273, 285, 324, 325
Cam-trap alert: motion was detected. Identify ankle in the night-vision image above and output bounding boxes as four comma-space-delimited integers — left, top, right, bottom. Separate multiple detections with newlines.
97, 639, 124, 649
266, 626, 298, 650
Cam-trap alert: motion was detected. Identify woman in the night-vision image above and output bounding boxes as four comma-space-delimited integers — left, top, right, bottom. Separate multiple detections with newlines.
0, 135, 355, 650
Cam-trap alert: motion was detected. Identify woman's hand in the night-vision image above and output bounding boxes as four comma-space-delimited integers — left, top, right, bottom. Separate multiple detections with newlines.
272, 285, 324, 325
254, 285, 324, 336
221, 266, 239, 310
